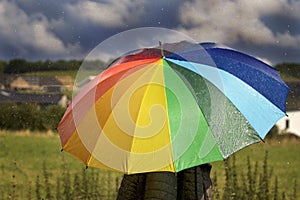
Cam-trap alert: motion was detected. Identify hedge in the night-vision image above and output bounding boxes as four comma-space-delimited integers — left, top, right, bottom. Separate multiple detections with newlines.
0, 102, 65, 131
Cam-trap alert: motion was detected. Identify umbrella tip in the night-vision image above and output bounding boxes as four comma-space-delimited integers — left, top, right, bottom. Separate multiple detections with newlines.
159, 41, 165, 58
259, 136, 265, 143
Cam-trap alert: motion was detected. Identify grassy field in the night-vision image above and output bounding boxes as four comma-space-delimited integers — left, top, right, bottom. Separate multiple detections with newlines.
0, 131, 123, 199
0, 131, 299, 199
211, 139, 299, 199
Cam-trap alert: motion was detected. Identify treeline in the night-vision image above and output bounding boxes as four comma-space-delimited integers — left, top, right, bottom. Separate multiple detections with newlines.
0, 58, 299, 78
0, 59, 107, 74
274, 63, 300, 79
0, 102, 65, 131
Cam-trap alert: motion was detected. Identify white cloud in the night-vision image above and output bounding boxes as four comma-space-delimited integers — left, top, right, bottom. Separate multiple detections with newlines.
0, 0, 299, 63
31, 19, 65, 54
0, 0, 79, 57
65, 0, 145, 27
178, 0, 300, 47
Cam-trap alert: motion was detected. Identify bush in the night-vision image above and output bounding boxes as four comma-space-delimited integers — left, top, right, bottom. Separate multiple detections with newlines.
0, 102, 65, 131
265, 125, 279, 140
43, 105, 66, 130
16, 103, 45, 131
0, 102, 17, 129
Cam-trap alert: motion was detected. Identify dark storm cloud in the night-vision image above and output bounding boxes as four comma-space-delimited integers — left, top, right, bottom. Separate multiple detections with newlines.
71, 0, 184, 56
229, 42, 299, 65
261, 14, 300, 36
16, 0, 66, 20
139, 0, 183, 27
0, 0, 299, 65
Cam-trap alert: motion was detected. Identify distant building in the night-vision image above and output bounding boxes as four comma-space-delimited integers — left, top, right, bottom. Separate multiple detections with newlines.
9, 75, 63, 92
276, 109, 300, 137
0, 90, 68, 108
0, 82, 4, 90
56, 76, 74, 91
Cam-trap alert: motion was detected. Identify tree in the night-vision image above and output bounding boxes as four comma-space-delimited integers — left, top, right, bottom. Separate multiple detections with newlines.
43, 105, 66, 130
274, 63, 300, 79
0, 102, 42, 130
0, 60, 7, 74
4, 58, 28, 74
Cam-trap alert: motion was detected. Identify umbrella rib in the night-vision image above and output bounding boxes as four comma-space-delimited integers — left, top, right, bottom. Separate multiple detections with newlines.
131, 61, 164, 147
85, 61, 163, 170
164, 58, 265, 158
207, 54, 289, 112
167, 58, 286, 136
84, 62, 159, 168
162, 59, 222, 167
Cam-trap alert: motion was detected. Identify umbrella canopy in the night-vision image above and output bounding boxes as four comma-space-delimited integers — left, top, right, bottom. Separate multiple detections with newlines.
57, 41, 289, 174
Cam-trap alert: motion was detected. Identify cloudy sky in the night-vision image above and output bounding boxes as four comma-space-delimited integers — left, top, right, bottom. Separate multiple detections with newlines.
0, 0, 300, 65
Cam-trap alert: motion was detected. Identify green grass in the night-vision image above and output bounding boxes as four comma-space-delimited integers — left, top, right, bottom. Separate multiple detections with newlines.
0, 131, 299, 199
0, 131, 123, 199
211, 139, 299, 198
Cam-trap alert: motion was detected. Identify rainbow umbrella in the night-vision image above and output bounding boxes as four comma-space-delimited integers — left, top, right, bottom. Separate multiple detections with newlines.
57, 41, 289, 174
